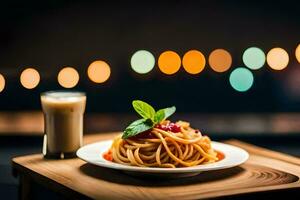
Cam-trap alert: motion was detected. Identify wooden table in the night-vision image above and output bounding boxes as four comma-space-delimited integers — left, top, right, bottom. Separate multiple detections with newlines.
12, 133, 300, 200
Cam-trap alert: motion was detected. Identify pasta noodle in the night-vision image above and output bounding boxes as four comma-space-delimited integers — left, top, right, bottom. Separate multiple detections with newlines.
103, 120, 220, 168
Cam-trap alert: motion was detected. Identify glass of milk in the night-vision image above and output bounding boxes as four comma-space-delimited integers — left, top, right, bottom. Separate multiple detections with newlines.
41, 91, 86, 159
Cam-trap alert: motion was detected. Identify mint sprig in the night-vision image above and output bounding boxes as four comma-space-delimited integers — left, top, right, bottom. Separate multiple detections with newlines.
123, 119, 153, 139
122, 100, 176, 139
154, 107, 176, 123
132, 100, 156, 120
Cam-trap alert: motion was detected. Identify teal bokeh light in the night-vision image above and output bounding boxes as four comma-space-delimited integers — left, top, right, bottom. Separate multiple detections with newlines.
130, 50, 155, 74
242, 47, 265, 70
229, 68, 254, 92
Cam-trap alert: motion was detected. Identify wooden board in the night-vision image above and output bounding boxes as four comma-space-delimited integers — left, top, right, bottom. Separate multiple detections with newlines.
12, 132, 300, 200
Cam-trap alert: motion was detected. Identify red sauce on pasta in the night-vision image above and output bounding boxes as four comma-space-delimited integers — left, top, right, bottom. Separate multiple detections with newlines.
216, 150, 225, 161
155, 123, 181, 133
103, 150, 113, 161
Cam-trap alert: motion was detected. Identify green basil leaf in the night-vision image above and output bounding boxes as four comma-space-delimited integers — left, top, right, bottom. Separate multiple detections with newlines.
122, 118, 153, 139
154, 109, 165, 123
155, 106, 176, 123
132, 100, 156, 120
163, 106, 176, 119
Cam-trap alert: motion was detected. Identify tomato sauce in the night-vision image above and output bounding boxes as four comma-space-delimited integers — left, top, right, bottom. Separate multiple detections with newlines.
155, 123, 181, 133
216, 150, 225, 161
103, 150, 113, 161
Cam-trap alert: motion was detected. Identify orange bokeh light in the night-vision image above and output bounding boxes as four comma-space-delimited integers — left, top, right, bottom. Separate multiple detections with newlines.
58, 67, 79, 88
87, 60, 111, 83
296, 44, 300, 63
182, 50, 206, 74
158, 51, 181, 75
208, 49, 232, 72
267, 47, 289, 70
20, 68, 40, 89
0, 74, 5, 92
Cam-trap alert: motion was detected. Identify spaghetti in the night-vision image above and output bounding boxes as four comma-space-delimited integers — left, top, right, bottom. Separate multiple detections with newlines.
104, 120, 219, 168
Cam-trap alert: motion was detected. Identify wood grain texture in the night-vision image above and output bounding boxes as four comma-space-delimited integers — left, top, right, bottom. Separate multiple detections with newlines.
12, 133, 300, 200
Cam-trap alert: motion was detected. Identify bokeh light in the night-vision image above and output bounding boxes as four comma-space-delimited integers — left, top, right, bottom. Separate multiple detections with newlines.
158, 51, 181, 75
296, 44, 300, 63
58, 67, 79, 88
20, 68, 40, 89
182, 50, 205, 74
208, 49, 232, 72
242, 47, 265, 70
131, 50, 155, 74
0, 74, 5, 92
229, 68, 254, 92
87, 60, 111, 83
267, 47, 289, 70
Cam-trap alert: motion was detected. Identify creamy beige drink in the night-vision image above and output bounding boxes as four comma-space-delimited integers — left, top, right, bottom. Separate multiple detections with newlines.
41, 91, 86, 158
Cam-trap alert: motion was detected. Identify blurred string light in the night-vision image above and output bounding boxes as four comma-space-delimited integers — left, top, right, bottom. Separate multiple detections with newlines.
87, 60, 111, 83
158, 51, 181, 75
58, 67, 79, 88
267, 47, 289, 70
229, 67, 254, 92
130, 50, 155, 74
296, 44, 300, 63
242, 47, 265, 70
208, 49, 232, 72
20, 68, 40, 89
182, 50, 205, 74
0, 74, 5, 92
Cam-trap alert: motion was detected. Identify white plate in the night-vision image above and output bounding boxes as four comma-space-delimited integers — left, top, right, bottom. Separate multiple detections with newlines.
77, 140, 249, 174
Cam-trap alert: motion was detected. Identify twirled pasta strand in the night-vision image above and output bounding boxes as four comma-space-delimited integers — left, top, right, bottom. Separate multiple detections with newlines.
109, 122, 218, 168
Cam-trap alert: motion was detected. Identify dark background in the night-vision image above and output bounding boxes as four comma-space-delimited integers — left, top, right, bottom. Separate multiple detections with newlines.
0, 0, 299, 113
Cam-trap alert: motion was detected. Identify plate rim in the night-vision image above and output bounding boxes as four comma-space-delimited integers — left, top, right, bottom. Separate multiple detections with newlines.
77, 140, 249, 173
